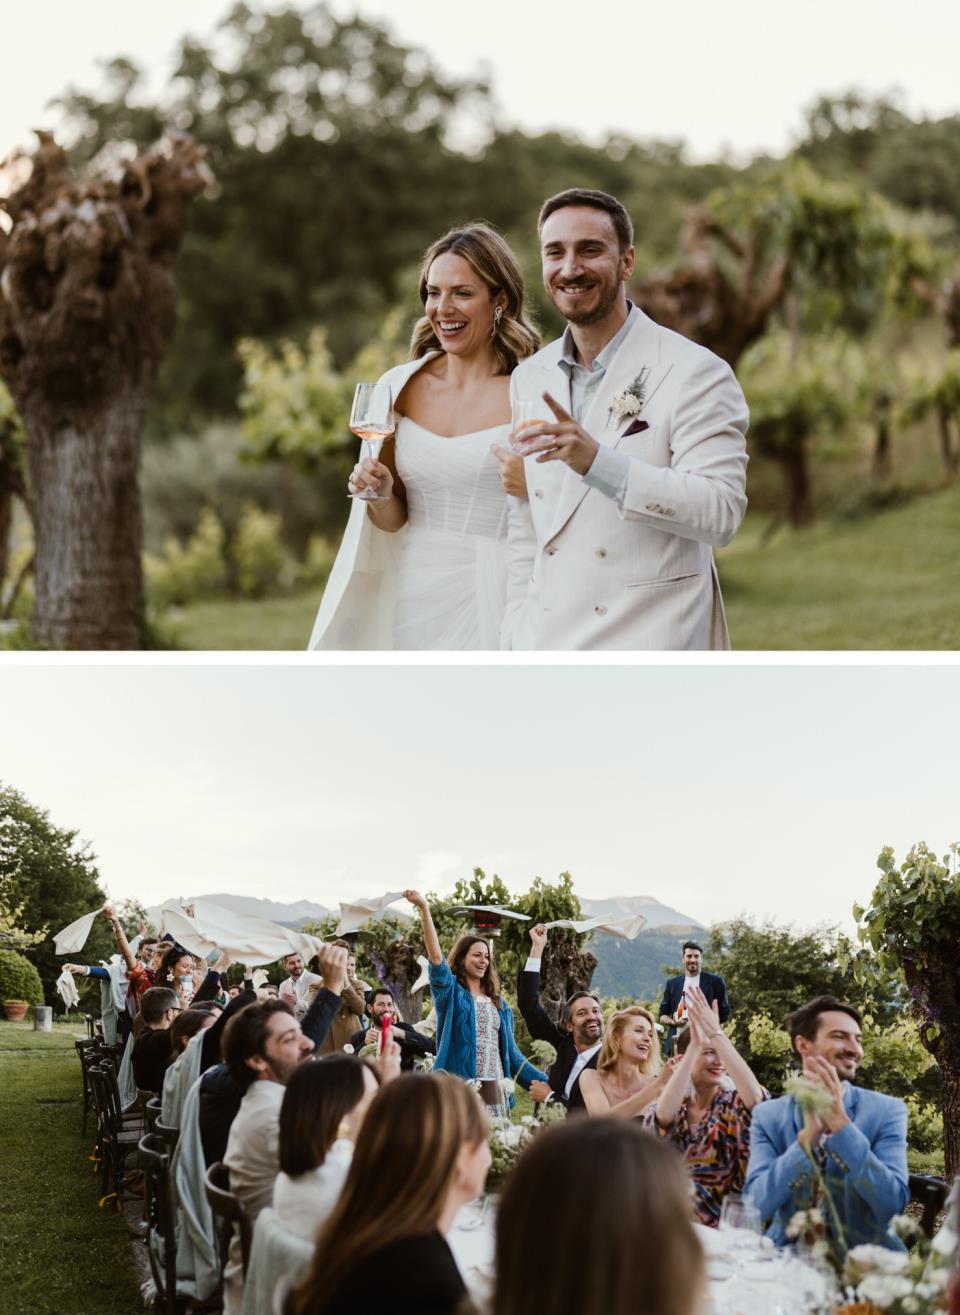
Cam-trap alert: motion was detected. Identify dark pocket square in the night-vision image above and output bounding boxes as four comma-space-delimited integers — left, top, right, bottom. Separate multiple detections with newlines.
623, 419, 649, 437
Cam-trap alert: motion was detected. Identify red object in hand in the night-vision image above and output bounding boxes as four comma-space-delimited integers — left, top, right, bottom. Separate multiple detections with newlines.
378, 1012, 392, 1056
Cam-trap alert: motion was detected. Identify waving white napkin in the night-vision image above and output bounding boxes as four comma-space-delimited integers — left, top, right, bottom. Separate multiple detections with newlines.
543, 912, 647, 940
159, 899, 324, 968
56, 967, 80, 1010
410, 954, 431, 994
52, 910, 99, 955
335, 891, 405, 935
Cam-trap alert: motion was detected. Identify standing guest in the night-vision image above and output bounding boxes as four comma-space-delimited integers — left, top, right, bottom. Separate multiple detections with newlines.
645, 986, 767, 1227
278, 952, 322, 1019
132, 987, 181, 1094
580, 1006, 678, 1118
406, 889, 547, 1107
659, 940, 731, 1055
103, 905, 158, 1007
492, 1119, 705, 1315
314, 941, 367, 1056
517, 922, 603, 1112
273, 1053, 390, 1242
288, 1074, 490, 1315
348, 987, 437, 1070
745, 995, 909, 1252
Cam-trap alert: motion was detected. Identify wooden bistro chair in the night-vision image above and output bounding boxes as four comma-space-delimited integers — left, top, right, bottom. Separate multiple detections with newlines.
139, 1132, 184, 1315
144, 1096, 162, 1134
909, 1173, 950, 1238
205, 1161, 252, 1296
88, 1064, 141, 1210
75, 1036, 101, 1136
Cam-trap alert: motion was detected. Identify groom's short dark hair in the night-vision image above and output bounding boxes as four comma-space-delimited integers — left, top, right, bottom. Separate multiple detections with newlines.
538, 189, 634, 252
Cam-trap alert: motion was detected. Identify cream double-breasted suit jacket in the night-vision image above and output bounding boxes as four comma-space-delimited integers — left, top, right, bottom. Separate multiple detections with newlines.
502, 309, 749, 650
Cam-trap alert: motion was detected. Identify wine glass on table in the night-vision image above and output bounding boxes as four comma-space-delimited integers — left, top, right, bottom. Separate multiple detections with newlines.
349, 381, 395, 501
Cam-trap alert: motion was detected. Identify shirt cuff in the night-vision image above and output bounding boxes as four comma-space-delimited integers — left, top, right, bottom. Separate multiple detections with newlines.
524, 957, 541, 972
582, 445, 631, 503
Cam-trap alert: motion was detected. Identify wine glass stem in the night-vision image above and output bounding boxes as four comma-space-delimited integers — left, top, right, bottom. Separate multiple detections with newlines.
363, 438, 383, 467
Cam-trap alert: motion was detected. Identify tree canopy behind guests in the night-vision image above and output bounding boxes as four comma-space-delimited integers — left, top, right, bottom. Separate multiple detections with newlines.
0, 132, 210, 648
0, 782, 116, 1003
854, 841, 960, 1178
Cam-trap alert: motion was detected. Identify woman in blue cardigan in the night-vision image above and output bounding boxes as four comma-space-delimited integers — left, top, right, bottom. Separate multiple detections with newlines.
405, 889, 546, 1108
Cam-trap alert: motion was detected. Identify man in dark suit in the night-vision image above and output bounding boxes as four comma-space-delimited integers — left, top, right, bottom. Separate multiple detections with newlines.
659, 940, 730, 1055
348, 987, 437, 1071
516, 923, 603, 1113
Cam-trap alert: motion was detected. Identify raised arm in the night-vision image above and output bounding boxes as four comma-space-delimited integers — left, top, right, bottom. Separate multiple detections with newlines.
404, 889, 442, 964
301, 945, 350, 1051
516, 924, 564, 1047
651, 1026, 701, 1129
687, 987, 763, 1110
580, 1062, 678, 1120
102, 905, 137, 974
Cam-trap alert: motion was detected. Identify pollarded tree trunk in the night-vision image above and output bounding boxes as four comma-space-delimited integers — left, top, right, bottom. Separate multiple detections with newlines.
537, 939, 598, 1025
904, 950, 960, 1181
937, 405, 958, 476
0, 132, 210, 649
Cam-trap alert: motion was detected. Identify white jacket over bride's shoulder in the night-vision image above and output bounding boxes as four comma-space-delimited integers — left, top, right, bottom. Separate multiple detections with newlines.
308, 353, 511, 651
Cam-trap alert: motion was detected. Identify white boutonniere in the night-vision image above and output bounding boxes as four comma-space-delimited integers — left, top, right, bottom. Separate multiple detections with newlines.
610, 368, 650, 423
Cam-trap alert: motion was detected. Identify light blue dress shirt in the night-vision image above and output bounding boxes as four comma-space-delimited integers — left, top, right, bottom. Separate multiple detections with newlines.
557, 301, 638, 503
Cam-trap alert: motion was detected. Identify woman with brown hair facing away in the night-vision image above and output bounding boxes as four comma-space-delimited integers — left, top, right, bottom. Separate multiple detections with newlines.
406, 889, 547, 1109
579, 1004, 679, 1118
493, 1118, 705, 1315
288, 1073, 490, 1315
309, 222, 541, 651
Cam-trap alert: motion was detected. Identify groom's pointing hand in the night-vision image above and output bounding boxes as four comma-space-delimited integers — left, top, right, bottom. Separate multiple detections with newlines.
516, 393, 599, 476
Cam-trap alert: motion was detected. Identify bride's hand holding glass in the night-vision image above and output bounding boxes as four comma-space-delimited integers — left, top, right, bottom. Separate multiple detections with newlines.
347, 455, 394, 501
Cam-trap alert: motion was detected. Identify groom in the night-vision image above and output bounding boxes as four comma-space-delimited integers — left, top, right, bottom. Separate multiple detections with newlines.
497, 188, 749, 650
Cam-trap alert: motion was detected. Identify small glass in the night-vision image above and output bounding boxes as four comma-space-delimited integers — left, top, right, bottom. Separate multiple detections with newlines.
348, 381, 395, 501
509, 398, 551, 454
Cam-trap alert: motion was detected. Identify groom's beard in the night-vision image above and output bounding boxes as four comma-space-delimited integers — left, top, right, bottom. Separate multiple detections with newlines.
551, 276, 621, 327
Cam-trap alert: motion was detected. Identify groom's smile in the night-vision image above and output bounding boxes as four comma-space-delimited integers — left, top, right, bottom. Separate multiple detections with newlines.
540, 205, 634, 331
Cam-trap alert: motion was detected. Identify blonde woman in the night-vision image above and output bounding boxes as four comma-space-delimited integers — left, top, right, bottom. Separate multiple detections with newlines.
579, 1005, 679, 1119
310, 223, 540, 651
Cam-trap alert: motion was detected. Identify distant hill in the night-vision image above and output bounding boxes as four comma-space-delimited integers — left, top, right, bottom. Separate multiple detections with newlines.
580, 896, 705, 1001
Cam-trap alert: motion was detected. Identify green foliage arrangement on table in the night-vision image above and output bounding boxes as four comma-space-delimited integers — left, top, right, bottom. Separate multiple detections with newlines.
0, 948, 44, 1004
853, 842, 960, 1178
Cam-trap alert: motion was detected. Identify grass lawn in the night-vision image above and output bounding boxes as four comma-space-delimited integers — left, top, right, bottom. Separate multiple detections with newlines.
167, 483, 960, 651
0, 1021, 142, 1315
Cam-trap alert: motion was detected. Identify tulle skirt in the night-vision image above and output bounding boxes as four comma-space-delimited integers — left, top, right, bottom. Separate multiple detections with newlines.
393, 525, 507, 651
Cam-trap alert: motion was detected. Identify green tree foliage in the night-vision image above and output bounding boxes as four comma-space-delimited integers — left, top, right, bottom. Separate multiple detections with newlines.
0, 783, 113, 1003
902, 351, 960, 474
0, 948, 44, 1004
739, 332, 853, 526
854, 842, 960, 1177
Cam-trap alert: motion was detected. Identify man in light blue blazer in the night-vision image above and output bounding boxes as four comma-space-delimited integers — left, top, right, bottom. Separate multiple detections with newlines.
745, 995, 909, 1253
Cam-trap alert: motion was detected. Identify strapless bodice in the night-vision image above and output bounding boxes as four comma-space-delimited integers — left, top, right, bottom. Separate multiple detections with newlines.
394, 417, 511, 540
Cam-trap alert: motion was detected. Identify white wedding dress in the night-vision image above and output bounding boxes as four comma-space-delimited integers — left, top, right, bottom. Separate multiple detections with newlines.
392, 417, 510, 649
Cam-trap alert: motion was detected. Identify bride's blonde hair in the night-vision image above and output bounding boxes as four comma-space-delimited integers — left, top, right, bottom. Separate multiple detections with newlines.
598, 1005, 661, 1077
409, 223, 540, 375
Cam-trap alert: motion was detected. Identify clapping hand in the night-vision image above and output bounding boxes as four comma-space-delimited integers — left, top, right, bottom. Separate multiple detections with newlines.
802, 1054, 850, 1134
685, 987, 722, 1045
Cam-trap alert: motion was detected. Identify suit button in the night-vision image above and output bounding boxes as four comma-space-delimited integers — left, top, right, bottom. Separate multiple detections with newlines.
595, 547, 607, 558
534, 488, 544, 498
595, 605, 607, 616
546, 546, 557, 556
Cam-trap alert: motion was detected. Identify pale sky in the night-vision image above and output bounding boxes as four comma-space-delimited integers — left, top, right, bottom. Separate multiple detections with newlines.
3, 1, 959, 163
2, 662, 956, 931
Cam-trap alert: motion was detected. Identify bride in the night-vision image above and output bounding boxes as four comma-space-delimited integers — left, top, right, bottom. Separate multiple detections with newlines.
308, 224, 540, 650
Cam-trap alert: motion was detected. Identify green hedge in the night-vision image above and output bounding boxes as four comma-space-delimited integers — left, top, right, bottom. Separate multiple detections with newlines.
0, 950, 45, 1004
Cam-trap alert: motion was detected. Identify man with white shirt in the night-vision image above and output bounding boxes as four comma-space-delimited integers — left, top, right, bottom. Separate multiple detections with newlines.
659, 940, 730, 1056
516, 923, 603, 1113
277, 951, 321, 1020
499, 187, 748, 651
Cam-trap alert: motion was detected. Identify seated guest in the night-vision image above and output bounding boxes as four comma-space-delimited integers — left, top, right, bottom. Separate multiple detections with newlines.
132, 986, 180, 1094
199, 945, 349, 1170
170, 1006, 217, 1057
273, 1054, 385, 1242
288, 1073, 490, 1315
493, 1118, 704, 1315
659, 939, 731, 1056
278, 951, 322, 1019
314, 942, 367, 1056
580, 1006, 676, 1118
517, 923, 603, 1111
645, 985, 767, 1227
745, 995, 908, 1253
348, 987, 437, 1070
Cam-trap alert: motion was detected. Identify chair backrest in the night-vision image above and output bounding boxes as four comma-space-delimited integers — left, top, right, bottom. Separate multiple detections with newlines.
144, 1096, 162, 1133
85, 1013, 95, 1038
154, 1119, 180, 1154
139, 1133, 179, 1315
205, 1160, 252, 1280
909, 1173, 949, 1238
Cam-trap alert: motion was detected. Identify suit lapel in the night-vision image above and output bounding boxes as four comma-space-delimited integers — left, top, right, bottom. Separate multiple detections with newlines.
545, 311, 671, 544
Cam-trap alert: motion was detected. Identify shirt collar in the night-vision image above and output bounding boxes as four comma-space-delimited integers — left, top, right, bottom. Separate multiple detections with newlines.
559, 300, 638, 374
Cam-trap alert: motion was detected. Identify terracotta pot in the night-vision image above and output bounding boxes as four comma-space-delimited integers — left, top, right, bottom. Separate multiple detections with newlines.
3, 1001, 29, 1022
